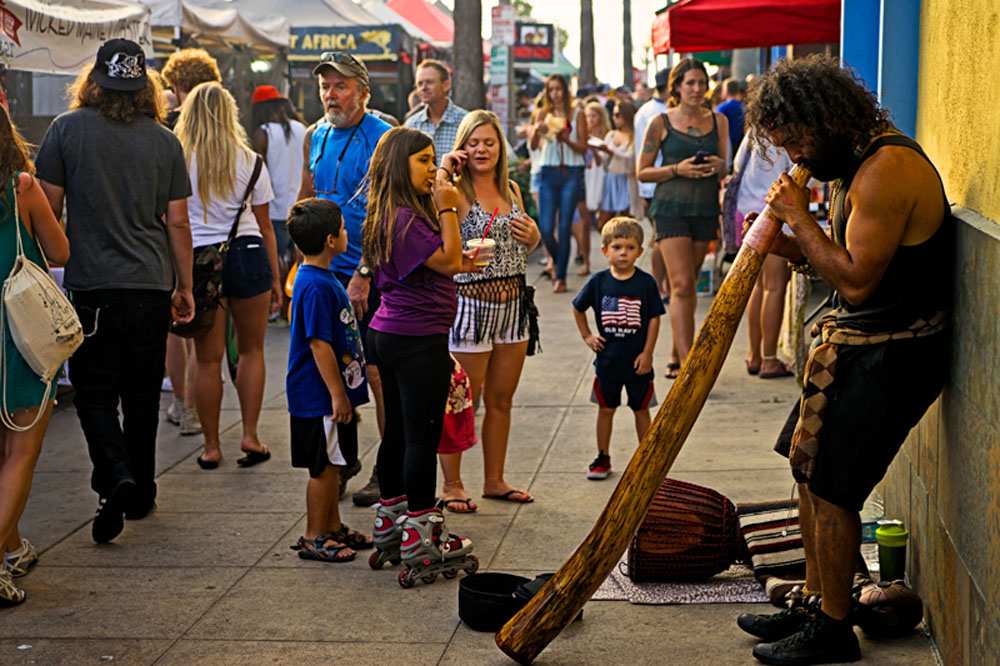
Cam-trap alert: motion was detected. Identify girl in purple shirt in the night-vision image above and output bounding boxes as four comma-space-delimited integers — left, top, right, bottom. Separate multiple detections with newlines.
362, 127, 481, 586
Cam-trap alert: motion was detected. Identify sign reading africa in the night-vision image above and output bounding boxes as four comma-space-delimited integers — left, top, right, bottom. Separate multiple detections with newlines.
290, 25, 402, 62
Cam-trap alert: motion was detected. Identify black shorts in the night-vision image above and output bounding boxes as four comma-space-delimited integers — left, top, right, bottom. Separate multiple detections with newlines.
591, 374, 657, 411
654, 215, 719, 242
774, 334, 948, 512
289, 414, 358, 478
335, 272, 381, 352
221, 236, 273, 299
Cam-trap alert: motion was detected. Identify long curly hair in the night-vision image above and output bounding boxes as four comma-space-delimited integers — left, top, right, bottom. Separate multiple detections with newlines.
0, 104, 33, 190
452, 110, 512, 206
161, 48, 221, 95
745, 55, 891, 157
362, 127, 438, 268
69, 64, 164, 124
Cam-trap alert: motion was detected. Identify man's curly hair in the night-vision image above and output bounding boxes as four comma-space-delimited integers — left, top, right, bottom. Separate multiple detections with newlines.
161, 48, 221, 94
745, 55, 891, 156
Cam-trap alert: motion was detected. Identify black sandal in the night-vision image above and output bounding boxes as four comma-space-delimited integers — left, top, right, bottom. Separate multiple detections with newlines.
325, 524, 374, 551
665, 362, 680, 379
290, 536, 356, 563
236, 448, 271, 468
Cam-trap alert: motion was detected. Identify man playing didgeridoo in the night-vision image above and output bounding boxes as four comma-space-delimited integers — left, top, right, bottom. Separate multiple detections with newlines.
735, 56, 953, 665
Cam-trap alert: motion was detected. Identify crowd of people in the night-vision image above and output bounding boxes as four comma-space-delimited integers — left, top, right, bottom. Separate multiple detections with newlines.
0, 38, 954, 666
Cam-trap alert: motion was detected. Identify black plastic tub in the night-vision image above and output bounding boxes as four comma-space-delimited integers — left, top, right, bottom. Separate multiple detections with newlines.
458, 573, 531, 632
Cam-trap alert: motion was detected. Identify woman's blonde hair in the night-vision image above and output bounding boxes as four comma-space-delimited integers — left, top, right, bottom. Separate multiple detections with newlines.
584, 101, 610, 140
174, 82, 253, 208
362, 127, 438, 268
451, 110, 511, 205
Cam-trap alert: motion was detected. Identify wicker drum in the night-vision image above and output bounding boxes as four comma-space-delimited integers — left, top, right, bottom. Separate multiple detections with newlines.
627, 477, 742, 582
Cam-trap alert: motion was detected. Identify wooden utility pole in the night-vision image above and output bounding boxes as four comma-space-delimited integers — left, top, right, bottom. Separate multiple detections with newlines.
623, 0, 634, 88
454, 0, 485, 109
579, 0, 595, 86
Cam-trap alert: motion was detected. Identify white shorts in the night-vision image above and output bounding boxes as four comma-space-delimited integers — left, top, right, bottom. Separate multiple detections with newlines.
449, 295, 529, 354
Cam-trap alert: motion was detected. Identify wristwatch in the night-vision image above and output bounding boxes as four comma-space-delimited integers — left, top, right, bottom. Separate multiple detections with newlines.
355, 265, 373, 279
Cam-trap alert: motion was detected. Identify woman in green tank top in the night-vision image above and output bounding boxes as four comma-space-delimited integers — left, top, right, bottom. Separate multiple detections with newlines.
637, 59, 729, 378
0, 105, 70, 606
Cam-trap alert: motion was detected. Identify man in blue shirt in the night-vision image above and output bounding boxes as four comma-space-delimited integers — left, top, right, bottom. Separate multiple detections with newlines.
403, 59, 468, 166
716, 78, 745, 166
298, 51, 391, 503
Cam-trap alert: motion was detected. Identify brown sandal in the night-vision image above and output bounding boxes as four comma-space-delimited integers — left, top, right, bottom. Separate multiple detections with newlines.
290, 536, 356, 563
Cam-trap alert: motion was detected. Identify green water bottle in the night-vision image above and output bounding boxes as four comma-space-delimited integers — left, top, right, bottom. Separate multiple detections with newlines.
876, 521, 909, 582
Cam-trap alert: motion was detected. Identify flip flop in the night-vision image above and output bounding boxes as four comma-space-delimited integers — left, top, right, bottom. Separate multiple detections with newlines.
746, 359, 761, 376
665, 362, 680, 379
482, 489, 534, 504
196, 455, 220, 470
759, 364, 794, 379
236, 448, 271, 468
442, 497, 479, 514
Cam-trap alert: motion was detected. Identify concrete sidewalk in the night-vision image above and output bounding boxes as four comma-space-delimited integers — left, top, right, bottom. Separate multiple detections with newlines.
4, 239, 937, 665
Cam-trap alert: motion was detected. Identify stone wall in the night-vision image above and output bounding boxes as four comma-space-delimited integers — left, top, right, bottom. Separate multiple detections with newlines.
880, 209, 1000, 666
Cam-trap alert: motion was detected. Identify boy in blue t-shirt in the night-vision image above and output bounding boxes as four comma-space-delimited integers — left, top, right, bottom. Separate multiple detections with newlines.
572, 217, 665, 480
286, 198, 373, 562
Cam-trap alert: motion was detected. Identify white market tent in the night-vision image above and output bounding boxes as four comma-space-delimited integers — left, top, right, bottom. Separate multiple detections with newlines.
137, 0, 289, 51
0, 0, 154, 75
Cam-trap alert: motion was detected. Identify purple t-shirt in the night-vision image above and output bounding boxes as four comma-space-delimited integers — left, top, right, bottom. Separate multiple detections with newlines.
369, 208, 457, 336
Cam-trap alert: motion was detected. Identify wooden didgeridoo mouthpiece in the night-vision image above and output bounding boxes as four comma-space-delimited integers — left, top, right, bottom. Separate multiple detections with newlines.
495, 164, 812, 665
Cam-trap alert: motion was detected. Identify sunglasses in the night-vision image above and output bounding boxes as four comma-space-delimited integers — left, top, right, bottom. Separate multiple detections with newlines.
318, 51, 360, 66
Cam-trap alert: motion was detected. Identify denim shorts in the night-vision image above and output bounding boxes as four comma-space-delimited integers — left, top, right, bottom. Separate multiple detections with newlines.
221, 236, 272, 299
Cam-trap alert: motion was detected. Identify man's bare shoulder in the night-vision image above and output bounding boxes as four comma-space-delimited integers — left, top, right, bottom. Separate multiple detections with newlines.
851, 145, 939, 207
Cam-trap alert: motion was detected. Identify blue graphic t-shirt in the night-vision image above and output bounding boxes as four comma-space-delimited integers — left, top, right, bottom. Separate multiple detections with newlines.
572, 268, 665, 382
287, 265, 370, 417
309, 113, 391, 278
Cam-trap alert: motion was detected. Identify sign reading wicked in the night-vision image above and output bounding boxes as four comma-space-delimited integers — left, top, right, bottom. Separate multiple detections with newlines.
0, 0, 152, 74
290, 25, 402, 62
513, 21, 554, 64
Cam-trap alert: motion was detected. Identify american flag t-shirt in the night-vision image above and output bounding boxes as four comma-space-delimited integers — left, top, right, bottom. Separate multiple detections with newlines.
601, 295, 642, 333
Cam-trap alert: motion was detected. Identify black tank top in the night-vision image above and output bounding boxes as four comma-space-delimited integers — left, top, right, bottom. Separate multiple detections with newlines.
831, 134, 954, 331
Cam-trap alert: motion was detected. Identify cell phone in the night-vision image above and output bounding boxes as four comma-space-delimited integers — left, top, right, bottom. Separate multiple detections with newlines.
693, 150, 709, 164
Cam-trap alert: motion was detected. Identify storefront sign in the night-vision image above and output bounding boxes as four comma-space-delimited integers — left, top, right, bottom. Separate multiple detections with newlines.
513, 21, 554, 64
290, 25, 401, 62
0, 0, 152, 75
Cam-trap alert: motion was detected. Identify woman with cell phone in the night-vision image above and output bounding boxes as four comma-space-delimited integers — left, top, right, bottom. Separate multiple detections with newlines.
637, 58, 729, 378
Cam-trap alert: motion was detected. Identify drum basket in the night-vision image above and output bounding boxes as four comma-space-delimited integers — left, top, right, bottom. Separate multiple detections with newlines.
627, 477, 741, 582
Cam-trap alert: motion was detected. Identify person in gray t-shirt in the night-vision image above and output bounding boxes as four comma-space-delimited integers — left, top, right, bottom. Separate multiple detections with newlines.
34, 39, 194, 545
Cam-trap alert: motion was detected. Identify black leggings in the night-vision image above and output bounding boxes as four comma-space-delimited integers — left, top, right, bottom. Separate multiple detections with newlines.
367, 330, 452, 511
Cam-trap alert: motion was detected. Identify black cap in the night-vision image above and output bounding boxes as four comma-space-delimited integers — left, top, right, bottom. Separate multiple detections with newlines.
654, 67, 671, 89
93, 39, 148, 92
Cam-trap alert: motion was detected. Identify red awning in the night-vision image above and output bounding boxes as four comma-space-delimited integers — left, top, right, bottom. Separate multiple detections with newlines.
386, 0, 453, 44
652, 0, 840, 55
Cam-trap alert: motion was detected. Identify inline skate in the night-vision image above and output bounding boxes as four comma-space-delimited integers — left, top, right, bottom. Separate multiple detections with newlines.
397, 507, 478, 588
368, 495, 408, 570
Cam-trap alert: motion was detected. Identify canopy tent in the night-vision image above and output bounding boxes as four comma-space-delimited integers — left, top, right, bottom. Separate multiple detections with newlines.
360, 0, 438, 45
528, 51, 578, 79
652, 0, 840, 54
385, 0, 453, 45
139, 0, 289, 51
0, 0, 153, 75
206, 0, 381, 28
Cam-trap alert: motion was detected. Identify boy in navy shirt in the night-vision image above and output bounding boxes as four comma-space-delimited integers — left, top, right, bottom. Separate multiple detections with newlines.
286, 199, 374, 562
572, 217, 665, 480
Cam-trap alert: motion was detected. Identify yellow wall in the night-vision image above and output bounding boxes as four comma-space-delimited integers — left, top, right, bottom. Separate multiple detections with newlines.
916, 0, 1000, 223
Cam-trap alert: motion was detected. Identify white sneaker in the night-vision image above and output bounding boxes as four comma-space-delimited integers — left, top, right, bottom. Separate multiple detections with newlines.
165, 398, 181, 426
179, 406, 202, 436
5, 538, 38, 578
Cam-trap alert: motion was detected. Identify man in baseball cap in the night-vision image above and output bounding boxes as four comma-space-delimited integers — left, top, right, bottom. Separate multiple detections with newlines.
92, 38, 149, 92
312, 51, 370, 92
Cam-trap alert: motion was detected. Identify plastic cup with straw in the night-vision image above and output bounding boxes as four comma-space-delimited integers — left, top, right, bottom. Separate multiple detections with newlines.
467, 207, 499, 267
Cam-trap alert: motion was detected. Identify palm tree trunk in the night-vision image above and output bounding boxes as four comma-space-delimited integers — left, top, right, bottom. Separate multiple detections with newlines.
453, 0, 485, 110
623, 0, 634, 88
579, 0, 596, 87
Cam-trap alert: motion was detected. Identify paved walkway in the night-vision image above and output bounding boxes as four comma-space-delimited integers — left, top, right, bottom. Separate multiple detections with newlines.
5, 238, 937, 665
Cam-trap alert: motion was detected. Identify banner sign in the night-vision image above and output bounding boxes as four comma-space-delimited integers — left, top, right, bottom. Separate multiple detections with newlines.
1, 0, 152, 75
290, 25, 402, 62
513, 21, 554, 64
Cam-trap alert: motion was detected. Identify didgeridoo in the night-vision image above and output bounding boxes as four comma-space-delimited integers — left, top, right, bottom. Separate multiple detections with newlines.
496, 164, 812, 665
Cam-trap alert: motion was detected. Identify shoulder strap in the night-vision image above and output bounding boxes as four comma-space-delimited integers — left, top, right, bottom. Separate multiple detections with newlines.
230, 154, 263, 244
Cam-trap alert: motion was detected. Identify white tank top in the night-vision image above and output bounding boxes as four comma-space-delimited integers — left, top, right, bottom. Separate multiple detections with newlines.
261, 120, 306, 220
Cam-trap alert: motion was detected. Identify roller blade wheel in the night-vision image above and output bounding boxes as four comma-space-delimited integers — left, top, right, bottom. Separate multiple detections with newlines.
421, 573, 438, 585
463, 555, 480, 575
398, 568, 416, 589
443, 569, 458, 579
369, 550, 398, 570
